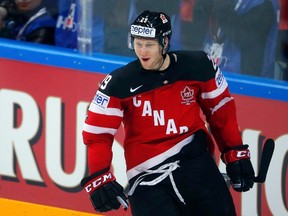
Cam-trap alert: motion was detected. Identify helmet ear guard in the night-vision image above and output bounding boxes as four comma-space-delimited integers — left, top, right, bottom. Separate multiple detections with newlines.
159, 36, 170, 55
127, 32, 134, 50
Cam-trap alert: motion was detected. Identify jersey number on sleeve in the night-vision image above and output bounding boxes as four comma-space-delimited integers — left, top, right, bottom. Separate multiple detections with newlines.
100, 75, 112, 90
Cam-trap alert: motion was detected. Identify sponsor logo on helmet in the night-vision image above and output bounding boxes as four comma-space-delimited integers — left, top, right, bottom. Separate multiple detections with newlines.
131, 25, 156, 38
160, 14, 168, 24
162, 30, 172, 37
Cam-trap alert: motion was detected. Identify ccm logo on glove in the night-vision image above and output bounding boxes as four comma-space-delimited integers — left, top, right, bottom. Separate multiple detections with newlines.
221, 145, 255, 192
222, 148, 250, 164
84, 171, 116, 194
237, 150, 250, 157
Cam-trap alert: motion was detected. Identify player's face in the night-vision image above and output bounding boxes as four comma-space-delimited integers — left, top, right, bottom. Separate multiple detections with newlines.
134, 38, 164, 70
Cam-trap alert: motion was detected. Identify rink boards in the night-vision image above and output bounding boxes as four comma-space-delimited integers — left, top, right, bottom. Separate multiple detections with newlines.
0, 39, 287, 216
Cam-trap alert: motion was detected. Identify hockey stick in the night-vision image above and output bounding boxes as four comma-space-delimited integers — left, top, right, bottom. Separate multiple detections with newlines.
222, 138, 275, 185
117, 196, 129, 210
253, 138, 275, 183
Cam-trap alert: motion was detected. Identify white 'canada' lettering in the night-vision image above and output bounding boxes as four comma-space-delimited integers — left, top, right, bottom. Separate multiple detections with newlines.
134, 97, 187, 135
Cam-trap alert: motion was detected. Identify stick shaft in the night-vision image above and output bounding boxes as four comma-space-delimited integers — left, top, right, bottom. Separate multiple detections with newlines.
253, 139, 275, 183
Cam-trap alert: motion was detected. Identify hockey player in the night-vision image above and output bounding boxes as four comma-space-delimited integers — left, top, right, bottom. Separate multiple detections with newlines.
81, 10, 255, 216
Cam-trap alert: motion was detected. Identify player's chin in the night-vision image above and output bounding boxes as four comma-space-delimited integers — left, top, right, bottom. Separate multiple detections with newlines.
140, 61, 152, 70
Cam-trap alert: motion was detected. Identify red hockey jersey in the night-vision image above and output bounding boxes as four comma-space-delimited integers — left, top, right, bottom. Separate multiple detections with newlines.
82, 51, 243, 180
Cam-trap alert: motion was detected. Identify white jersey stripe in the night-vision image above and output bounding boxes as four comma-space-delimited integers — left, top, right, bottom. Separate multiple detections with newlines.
201, 69, 228, 99
89, 103, 123, 117
201, 80, 228, 99
211, 97, 234, 115
126, 134, 195, 180
83, 123, 118, 135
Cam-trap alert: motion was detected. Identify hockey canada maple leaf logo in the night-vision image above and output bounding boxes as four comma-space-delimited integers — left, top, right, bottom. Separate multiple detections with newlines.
180, 86, 195, 105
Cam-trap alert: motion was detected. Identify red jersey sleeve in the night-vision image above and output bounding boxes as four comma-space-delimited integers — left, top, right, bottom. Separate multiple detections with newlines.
198, 66, 243, 152
82, 89, 123, 174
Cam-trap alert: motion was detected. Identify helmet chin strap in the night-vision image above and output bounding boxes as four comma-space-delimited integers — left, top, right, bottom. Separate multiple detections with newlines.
155, 41, 169, 71
150, 53, 167, 72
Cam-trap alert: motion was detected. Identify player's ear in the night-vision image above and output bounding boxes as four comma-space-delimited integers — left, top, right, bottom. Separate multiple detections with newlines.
162, 37, 169, 55
164, 37, 169, 48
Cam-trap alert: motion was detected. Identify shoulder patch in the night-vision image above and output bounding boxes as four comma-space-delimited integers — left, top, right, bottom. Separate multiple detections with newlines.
215, 69, 225, 88
93, 90, 110, 109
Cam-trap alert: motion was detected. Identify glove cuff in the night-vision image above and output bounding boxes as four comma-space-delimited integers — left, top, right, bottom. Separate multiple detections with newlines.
221, 144, 250, 164
81, 169, 116, 194
81, 167, 110, 187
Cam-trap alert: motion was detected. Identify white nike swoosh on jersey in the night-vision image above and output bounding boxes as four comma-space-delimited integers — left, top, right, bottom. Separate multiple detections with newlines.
130, 85, 143, 92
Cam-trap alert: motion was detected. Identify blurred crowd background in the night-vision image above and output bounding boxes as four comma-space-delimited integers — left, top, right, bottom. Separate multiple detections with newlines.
0, 0, 287, 81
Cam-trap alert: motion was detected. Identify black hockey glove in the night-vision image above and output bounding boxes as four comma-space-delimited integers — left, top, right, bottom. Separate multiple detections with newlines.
81, 167, 128, 212
221, 145, 255, 192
